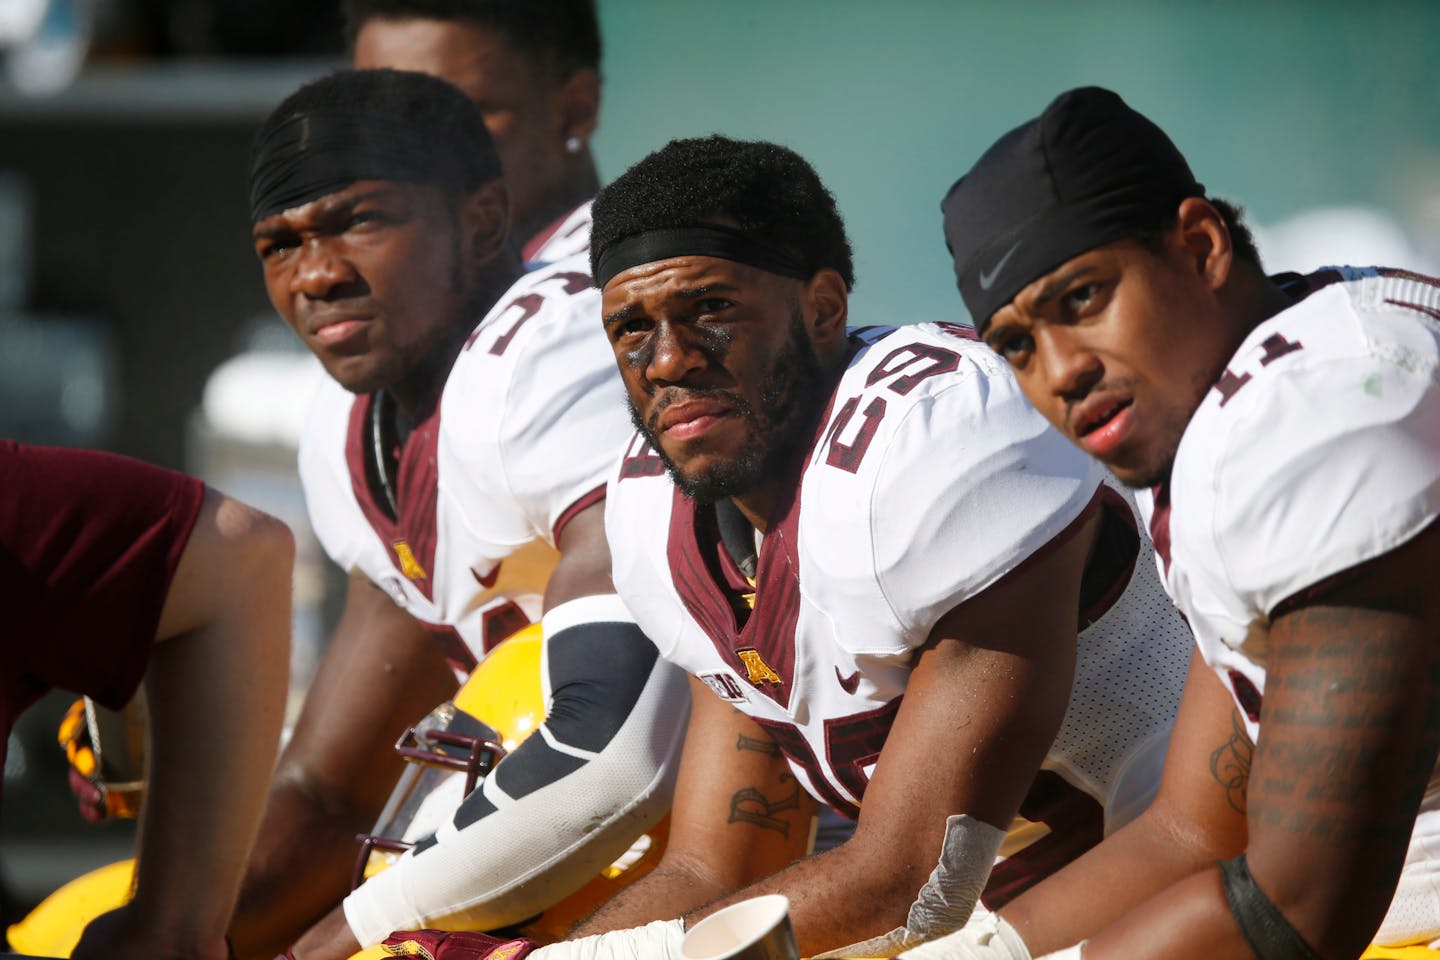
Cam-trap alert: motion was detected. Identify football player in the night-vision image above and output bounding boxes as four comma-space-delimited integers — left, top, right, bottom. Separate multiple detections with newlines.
236, 70, 686, 960
492, 135, 1196, 960
2, 441, 291, 960
342, 0, 601, 270
921, 86, 1440, 960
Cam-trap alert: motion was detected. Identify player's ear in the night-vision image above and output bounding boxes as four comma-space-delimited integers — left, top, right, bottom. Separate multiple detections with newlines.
1175, 196, 1232, 293
553, 67, 600, 155
461, 179, 511, 268
804, 267, 849, 353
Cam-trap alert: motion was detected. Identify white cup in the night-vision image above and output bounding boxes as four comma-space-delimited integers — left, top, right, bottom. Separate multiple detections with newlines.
680, 894, 801, 960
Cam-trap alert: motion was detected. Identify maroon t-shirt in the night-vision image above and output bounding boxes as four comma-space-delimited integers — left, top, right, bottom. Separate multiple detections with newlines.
0, 440, 206, 785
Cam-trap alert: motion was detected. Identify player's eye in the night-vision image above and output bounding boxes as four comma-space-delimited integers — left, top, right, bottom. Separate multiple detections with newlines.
609, 317, 652, 342
257, 237, 297, 261
987, 330, 1034, 366
694, 298, 733, 317
347, 210, 390, 231
1063, 282, 1102, 313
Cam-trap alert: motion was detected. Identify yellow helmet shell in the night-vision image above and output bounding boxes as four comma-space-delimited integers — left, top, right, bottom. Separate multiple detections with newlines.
453, 622, 546, 752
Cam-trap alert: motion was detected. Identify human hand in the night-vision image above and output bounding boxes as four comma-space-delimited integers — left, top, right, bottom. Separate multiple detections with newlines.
897, 914, 1033, 960
71, 904, 232, 960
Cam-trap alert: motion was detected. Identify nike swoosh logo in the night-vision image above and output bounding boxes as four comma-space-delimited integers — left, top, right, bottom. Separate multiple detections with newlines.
978, 240, 1023, 291
835, 666, 860, 695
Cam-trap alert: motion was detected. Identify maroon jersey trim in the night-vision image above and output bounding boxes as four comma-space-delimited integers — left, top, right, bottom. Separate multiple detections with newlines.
1078, 486, 1140, 629
1385, 298, 1440, 323
344, 394, 444, 603
752, 715, 861, 819
1268, 512, 1440, 621
668, 483, 804, 709
552, 484, 607, 544
663, 336, 865, 711
1148, 481, 1173, 576
1377, 266, 1440, 287
423, 621, 479, 674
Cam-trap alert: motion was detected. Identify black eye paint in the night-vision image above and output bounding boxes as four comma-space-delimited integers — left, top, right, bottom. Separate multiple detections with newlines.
624, 313, 734, 377
693, 320, 734, 365
623, 341, 650, 370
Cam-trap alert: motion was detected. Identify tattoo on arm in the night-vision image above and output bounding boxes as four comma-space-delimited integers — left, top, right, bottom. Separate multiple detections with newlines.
1253, 603, 1440, 858
729, 731, 797, 834
1210, 710, 1254, 814
737, 733, 780, 757
728, 781, 800, 836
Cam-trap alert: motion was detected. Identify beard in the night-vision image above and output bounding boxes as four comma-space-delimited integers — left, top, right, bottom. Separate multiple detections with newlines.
1107, 371, 1211, 490
630, 306, 829, 505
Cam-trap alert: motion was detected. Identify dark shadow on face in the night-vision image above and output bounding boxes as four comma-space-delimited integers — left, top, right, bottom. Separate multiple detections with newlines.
629, 302, 828, 505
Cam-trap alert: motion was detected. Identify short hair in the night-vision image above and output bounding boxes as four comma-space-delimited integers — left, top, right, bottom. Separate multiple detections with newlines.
591, 136, 856, 291
341, 0, 601, 77
1133, 196, 1264, 271
249, 69, 501, 222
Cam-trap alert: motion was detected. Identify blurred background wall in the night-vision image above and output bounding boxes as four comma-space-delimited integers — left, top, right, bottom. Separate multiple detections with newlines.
0, 0, 1435, 467
0, 0, 1436, 918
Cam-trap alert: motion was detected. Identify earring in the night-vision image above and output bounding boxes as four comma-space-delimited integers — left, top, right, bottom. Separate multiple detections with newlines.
565, 136, 583, 154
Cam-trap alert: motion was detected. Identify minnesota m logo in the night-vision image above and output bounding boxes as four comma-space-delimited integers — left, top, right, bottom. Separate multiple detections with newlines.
737, 648, 782, 686
392, 540, 428, 582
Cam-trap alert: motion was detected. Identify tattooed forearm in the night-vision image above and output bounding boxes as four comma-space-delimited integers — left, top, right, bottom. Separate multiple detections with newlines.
729, 783, 800, 836
1250, 598, 1440, 859
1209, 709, 1253, 814
737, 733, 780, 757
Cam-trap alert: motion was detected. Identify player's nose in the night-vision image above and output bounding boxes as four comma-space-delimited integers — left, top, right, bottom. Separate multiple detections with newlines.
1038, 326, 1102, 402
291, 237, 362, 300
645, 321, 707, 386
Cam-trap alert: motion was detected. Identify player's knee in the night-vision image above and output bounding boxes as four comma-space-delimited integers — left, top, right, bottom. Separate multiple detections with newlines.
160, 492, 295, 640
214, 495, 296, 580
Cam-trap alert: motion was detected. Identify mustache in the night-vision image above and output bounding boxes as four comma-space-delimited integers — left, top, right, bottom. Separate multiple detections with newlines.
642, 386, 756, 436
298, 294, 381, 319
1064, 375, 1137, 417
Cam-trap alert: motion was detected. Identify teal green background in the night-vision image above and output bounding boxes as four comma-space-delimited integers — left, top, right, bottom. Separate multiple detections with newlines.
590, 0, 1440, 325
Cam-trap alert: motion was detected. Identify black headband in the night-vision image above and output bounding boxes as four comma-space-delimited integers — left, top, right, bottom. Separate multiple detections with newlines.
593, 225, 813, 288
249, 111, 480, 222
941, 87, 1204, 329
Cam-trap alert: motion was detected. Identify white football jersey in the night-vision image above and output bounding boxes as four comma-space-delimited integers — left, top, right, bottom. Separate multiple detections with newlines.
299, 251, 629, 670
1149, 266, 1440, 944
522, 201, 593, 270
607, 323, 1192, 905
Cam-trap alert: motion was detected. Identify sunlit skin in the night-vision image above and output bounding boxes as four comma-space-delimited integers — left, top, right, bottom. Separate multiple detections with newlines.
978, 198, 1291, 488
252, 177, 511, 417
601, 255, 850, 529
354, 17, 600, 250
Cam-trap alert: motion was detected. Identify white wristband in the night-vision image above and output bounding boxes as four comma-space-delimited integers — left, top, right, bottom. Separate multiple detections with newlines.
531, 918, 686, 960
819, 814, 1008, 959
1036, 943, 1083, 960
894, 914, 1033, 960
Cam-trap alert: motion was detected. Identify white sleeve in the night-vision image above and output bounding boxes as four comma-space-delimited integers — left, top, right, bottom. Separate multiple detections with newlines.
341, 594, 690, 944
1201, 349, 1440, 619
296, 377, 366, 574
812, 362, 1106, 651
493, 292, 633, 540
530, 919, 685, 960
439, 273, 632, 562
